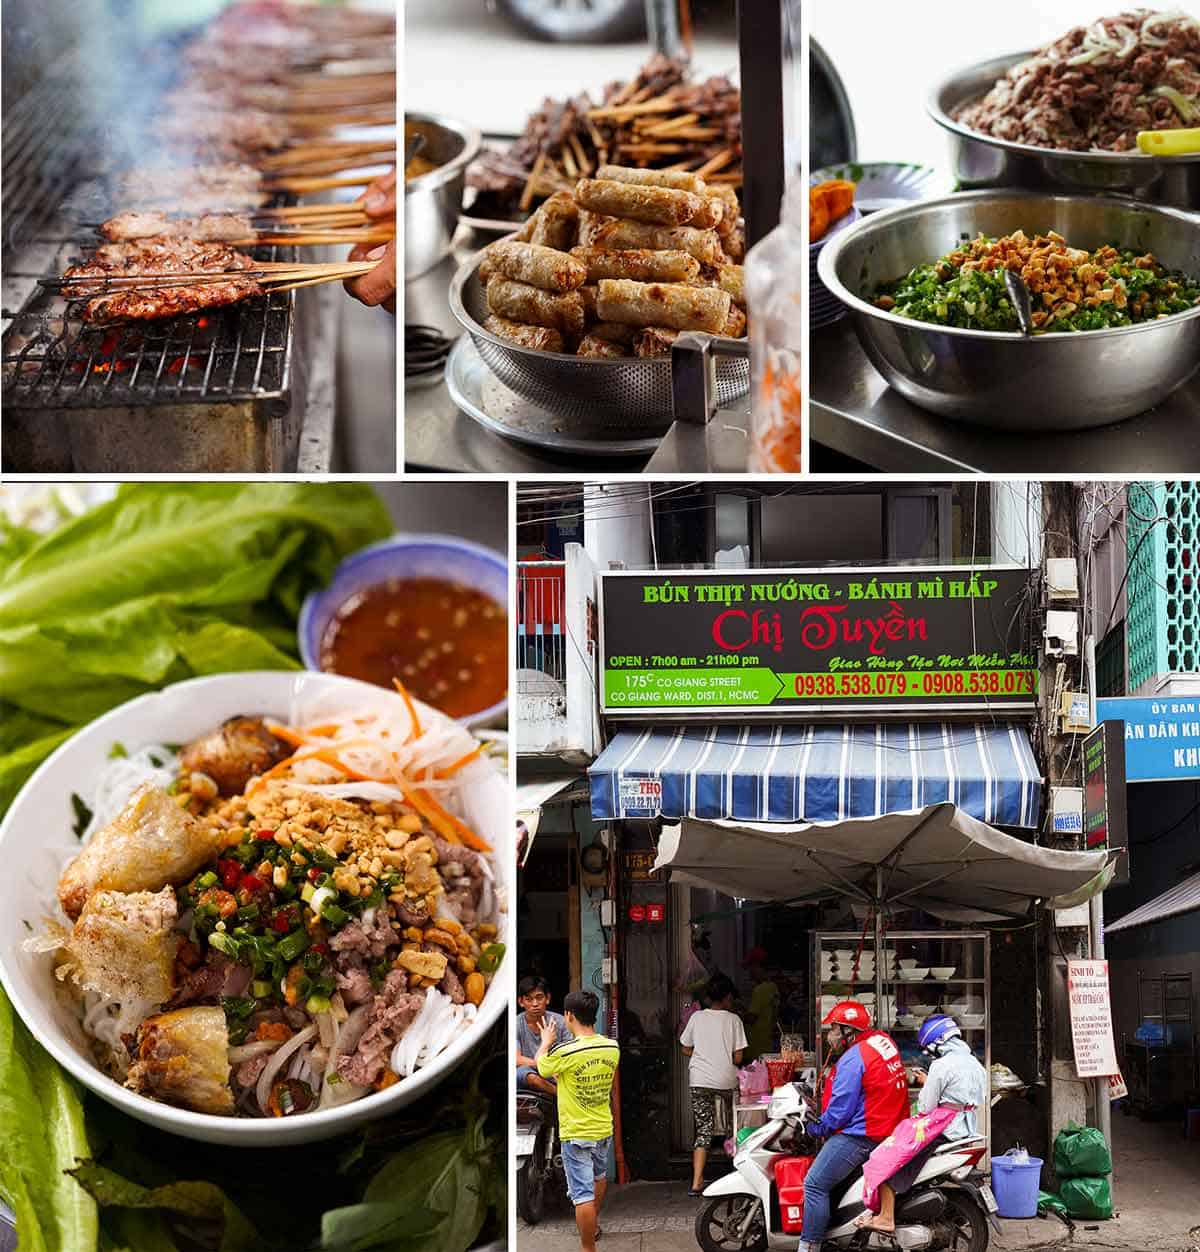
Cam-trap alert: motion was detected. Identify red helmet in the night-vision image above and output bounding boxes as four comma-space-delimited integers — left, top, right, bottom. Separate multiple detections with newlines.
822, 1000, 871, 1030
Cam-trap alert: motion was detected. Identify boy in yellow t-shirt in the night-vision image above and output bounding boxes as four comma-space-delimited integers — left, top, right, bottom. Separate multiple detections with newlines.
536, 989, 620, 1252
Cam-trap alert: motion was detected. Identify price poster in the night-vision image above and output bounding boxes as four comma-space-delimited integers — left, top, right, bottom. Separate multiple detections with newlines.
1067, 959, 1120, 1078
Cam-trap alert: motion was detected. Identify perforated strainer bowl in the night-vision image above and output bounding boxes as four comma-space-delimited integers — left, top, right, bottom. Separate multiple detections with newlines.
448, 249, 750, 431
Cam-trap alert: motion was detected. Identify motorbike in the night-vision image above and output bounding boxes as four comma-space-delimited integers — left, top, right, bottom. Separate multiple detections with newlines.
694, 1084, 1000, 1252
516, 1089, 563, 1224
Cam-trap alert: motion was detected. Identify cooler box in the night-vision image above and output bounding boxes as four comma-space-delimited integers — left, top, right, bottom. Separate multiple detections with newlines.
772, 1156, 813, 1234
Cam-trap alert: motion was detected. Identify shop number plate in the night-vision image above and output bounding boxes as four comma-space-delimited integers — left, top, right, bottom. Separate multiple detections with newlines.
980, 1183, 998, 1213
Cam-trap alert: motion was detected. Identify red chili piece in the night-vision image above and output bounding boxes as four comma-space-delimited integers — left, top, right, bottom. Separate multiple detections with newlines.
254, 829, 276, 842
217, 859, 243, 889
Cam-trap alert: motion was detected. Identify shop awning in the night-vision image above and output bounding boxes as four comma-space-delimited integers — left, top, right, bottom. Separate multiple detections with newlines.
589, 723, 1041, 827
651, 803, 1113, 921
1106, 869, 1200, 933
517, 775, 589, 867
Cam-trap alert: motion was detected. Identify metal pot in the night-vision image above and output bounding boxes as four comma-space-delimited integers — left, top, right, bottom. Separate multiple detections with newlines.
816, 190, 1200, 429
404, 112, 482, 281
928, 52, 1200, 210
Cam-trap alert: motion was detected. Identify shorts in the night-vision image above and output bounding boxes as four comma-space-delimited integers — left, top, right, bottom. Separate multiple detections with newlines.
690, 1087, 733, 1150
562, 1137, 611, 1206
517, 1066, 554, 1089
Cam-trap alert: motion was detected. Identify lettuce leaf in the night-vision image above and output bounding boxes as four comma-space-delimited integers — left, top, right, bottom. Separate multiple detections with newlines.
0, 483, 391, 815
0, 986, 97, 1252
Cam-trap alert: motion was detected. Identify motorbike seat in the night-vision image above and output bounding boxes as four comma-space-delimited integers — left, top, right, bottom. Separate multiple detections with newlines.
933, 1135, 985, 1155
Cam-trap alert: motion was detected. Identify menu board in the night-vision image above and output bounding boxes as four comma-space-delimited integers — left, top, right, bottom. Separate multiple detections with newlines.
1067, 959, 1120, 1079
599, 567, 1037, 715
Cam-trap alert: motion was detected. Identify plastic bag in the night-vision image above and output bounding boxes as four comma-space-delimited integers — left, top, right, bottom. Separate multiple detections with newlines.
1037, 1190, 1068, 1216
738, 1060, 770, 1100
1059, 1175, 1113, 1220
1004, 1146, 1030, 1166
1053, 1122, 1112, 1178
990, 1062, 1025, 1091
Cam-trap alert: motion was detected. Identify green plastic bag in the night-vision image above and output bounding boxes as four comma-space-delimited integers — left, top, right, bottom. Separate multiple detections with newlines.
1037, 1190, 1067, 1216
1059, 1175, 1113, 1220
1053, 1122, 1112, 1178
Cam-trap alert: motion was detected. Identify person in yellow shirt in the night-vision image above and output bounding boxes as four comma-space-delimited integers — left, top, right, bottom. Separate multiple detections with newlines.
742, 946, 779, 1062
536, 989, 620, 1252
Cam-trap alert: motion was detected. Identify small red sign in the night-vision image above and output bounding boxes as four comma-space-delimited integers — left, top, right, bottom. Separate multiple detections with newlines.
646, 902, 665, 924
628, 904, 646, 923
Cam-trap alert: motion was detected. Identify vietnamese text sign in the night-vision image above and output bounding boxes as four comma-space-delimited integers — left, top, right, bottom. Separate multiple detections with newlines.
1083, 720, 1129, 884
1094, 697, 1200, 782
1067, 959, 1120, 1078
599, 567, 1037, 715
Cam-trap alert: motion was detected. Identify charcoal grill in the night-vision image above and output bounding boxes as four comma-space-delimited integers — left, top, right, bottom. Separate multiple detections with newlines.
1, 3, 339, 473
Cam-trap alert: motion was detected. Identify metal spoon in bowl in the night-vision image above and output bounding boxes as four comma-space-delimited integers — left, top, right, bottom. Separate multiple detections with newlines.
405, 130, 427, 170
1004, 268, 1036, 337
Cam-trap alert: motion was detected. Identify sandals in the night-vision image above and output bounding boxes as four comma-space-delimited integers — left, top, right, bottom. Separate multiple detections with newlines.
853, 1212, 895, 1233
687, 1188, 705, 1197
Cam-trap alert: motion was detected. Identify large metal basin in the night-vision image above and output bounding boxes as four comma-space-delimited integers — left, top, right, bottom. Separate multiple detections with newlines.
816, 191, 1200, 429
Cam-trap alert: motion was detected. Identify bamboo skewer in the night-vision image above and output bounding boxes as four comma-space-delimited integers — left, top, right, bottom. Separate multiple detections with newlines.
50, 261, 378, 294
266, 173, 373, 193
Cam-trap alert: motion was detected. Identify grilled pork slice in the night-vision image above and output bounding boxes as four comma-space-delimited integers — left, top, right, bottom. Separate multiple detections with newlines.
65, 239, 257, 298
126, 1006, 235, 1115
63, 887, 180, 1003
180, 715, 290, 796
100, 212, 254, 243
58, 786, 223, 921
84, 278, 264, 324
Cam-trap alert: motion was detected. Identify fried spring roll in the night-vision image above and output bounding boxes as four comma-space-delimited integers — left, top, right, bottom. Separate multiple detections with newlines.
595, 164, 706, 194
576, 333, 627, 359
514, 215, 537, 243
484, 241, 586, 293
717, 263, 745, 308
688, 196, 724, 230
723, 217, 746, 262
575, 177, 703, 227
479, 255, 497, 283
578, 284, 599, 320
708, 186, 741, 239
487, 276, 585, 337
589, 320, 637, 345
723, 303, 748, 338
597, 278, 732, 334
634, 326, 679, 357
65, 888, 180, 1004
484, 313, 565, 353
589, 218, 722, 265
570, 245, 700, 284
126, 1006, 235, 1115
528, 190, 579, 250
576, 209, 611, 247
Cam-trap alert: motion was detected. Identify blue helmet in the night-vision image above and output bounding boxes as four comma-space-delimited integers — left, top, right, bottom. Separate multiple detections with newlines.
917, 1014, 961, 1051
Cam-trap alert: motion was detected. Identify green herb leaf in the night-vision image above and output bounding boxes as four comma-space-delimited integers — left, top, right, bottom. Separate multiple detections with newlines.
70, 793, 93, 839
106, 742, 127, 760
0, 985, 97, 1252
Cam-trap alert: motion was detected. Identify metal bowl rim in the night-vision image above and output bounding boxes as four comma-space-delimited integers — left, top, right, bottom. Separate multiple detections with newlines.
927, 49, 1200, 168
816, 188, 1200, 343
447, 247, 744, 365
404, 111, 483, 194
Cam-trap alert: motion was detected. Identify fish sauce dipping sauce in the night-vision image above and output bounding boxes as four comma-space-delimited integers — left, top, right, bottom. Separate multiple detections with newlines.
318, 578, 507, 721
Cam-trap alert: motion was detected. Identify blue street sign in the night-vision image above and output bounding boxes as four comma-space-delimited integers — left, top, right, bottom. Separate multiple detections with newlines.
1094, 696, 1200, 783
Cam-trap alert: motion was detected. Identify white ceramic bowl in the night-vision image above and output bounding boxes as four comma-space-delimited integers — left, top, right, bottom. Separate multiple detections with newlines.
909, 1004, 938, 1016
898, 958, 920, 969
0, 671, 510, 1146
898, 967, 930, 981
961, 1015, 986, 1029
930, 966, 956, 979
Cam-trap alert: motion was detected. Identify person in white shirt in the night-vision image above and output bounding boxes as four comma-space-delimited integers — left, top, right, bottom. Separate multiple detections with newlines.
680, 974, 748, 1195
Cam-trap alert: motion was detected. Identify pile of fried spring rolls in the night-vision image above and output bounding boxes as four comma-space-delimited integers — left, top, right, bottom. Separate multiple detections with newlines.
479, 164, 747, 359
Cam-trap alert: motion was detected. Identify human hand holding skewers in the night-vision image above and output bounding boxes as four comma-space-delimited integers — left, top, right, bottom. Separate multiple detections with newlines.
359, 167, 397, 219
345, 167, 397, 313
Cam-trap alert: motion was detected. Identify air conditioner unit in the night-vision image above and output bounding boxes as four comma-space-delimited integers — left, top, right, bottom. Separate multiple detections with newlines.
1045, 558, 1079, 601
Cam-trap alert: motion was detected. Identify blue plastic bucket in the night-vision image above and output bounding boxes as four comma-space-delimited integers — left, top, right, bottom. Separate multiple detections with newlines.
990, 1155, 1043, 1218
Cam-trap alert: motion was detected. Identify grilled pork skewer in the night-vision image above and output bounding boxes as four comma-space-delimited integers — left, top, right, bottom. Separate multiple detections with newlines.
96, 212, 391, 246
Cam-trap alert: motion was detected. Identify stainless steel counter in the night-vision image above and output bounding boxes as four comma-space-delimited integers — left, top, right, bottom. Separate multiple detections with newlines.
811, 319, 1200, 473
404, 232, 750, 473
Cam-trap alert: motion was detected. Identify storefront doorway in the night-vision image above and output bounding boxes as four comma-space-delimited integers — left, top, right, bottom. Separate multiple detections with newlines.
520, 832, 579, 1012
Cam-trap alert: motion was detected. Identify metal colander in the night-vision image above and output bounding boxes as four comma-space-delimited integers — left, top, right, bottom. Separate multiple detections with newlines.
448, 251, 749, 431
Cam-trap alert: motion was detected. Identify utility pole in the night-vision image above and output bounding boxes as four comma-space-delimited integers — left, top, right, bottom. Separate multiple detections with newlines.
1039, 482, 1093, 1162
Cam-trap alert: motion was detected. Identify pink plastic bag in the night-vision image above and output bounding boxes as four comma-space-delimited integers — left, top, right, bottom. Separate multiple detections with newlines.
738, 1059, 770, 1101
861, 1106, 961, 1212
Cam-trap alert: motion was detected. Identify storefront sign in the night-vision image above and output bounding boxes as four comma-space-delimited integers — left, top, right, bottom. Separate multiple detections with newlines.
1094, 697, 1200, 782
1108, 1069, 1128, 1101
628, 904, 646, 923
599, 567, 1037, 715
618, 776, 662, 814
1083, 720, 1129, 884
646, 902, 665, 924
1067, 959, 1120, 1078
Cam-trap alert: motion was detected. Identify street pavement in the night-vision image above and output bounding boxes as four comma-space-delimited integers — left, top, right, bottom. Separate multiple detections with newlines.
517, 1114, 1200, 1251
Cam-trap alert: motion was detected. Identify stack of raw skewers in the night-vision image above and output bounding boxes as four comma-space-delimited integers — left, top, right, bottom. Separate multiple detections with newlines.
479, 163, 747, 359
59, 0, 396, 325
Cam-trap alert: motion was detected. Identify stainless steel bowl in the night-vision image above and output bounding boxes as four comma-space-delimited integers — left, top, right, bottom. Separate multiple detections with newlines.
448, 250, 749, 430
929, 52, 1200, 210
817, 190, 1200, 429
404, 112, 482, 280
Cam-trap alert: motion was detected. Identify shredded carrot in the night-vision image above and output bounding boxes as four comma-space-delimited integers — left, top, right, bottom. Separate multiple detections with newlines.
248, 750, 304, 792
266, 721, 342, 749
435, 742, 486, 779
401, 783, 492, 853
392, 678, 422, 739
304, 748, 376, 782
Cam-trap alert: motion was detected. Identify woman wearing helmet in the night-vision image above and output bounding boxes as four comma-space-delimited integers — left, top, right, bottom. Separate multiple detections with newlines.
855, 1014, 988, 1235
796, 1001, 908, 1252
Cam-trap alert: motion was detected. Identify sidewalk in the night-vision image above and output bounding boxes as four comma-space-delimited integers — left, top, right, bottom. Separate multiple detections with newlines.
517, 1115, 1200, 1251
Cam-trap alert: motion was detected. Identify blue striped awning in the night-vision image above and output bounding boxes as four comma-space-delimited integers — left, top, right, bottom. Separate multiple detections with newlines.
589, 723, 1041, 828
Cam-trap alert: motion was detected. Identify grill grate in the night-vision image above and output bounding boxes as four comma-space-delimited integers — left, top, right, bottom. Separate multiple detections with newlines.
3, 240, 296, 408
